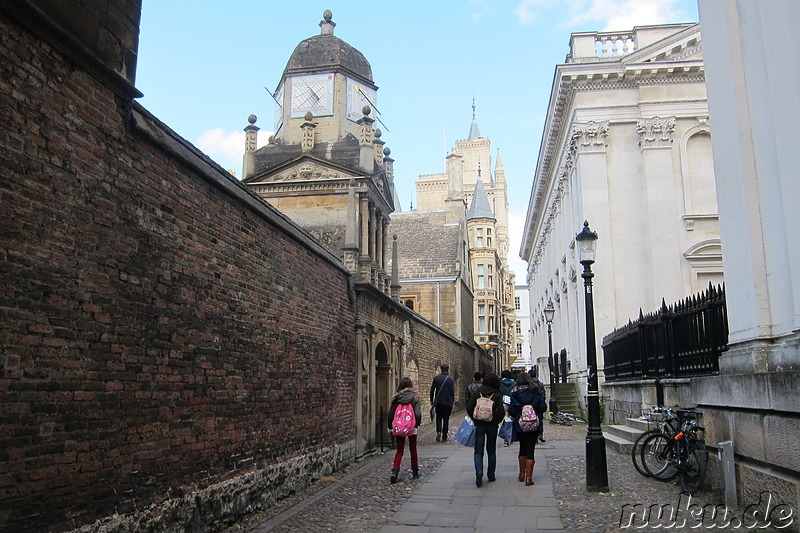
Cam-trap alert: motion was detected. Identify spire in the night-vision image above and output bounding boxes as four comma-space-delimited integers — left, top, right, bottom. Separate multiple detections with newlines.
494, 149, 505, 183
467, 169, 495, 220
468, 96, 481, 140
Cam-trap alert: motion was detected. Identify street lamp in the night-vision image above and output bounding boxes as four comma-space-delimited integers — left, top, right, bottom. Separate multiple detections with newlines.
576, 220, 609, 492
543, 300, 558, 413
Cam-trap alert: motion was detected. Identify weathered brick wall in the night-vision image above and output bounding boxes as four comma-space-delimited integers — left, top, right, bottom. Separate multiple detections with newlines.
0, 9, 356, 532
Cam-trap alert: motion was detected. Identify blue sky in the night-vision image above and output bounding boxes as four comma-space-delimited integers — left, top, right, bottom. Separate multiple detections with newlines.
137, 0, 699, 280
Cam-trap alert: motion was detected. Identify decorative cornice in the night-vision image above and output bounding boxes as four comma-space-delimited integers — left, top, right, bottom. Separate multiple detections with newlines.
637, 116, 676, 148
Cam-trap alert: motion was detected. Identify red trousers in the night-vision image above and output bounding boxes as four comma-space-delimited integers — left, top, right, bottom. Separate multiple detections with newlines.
393, 434, 418, 470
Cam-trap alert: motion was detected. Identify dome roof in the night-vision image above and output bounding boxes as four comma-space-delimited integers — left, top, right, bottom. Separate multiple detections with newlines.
282, 12, 374, 86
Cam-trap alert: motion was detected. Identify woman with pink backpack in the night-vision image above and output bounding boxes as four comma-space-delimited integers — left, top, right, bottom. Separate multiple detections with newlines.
387, 377, 422, 483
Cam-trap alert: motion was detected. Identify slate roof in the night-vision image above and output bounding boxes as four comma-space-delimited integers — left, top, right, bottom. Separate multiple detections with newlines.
283, 33, 374, 86
467, 177, 495, 220
388, 212, 463, 279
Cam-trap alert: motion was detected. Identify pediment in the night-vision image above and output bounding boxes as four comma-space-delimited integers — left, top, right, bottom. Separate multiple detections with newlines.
622, 24, 703, 65
246, 157, 355, 185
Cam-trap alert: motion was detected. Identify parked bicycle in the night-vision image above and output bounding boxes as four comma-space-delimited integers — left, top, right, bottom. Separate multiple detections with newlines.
638, 408, 708, 494
549, 411, 587, 425
630, 407, 679, 477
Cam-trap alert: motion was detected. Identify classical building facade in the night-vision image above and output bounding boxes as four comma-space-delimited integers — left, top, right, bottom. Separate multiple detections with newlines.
520, 24, 721, 405
413, 112, 516, 372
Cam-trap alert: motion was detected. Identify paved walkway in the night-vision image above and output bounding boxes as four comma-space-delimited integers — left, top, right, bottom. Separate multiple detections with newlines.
378, 434, 573, 532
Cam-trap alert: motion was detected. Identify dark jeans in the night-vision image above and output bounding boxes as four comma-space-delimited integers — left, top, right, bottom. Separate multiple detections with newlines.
393, 434, 418, 470
473, 425, 499, 477
435, 404, 453, 439
518, 430, 537, 460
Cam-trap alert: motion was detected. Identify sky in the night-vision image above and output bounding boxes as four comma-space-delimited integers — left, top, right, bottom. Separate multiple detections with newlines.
136, 0, 699, 282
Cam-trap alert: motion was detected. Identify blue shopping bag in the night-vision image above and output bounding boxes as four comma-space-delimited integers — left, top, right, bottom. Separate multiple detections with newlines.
499, 416, 513, 443
455, 416, 476, 447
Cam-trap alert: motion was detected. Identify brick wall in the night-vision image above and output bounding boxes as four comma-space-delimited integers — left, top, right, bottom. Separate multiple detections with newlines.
0, 9, 356, 532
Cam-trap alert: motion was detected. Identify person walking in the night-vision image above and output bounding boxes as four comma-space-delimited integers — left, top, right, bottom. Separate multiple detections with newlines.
499, 370, 516, 446
466, 372, 505, 487
528, 368, 548, 443
387, 377, 422, 483
509, 372, 547, 486
465, 372, 482, 403
429, 364, 455, 442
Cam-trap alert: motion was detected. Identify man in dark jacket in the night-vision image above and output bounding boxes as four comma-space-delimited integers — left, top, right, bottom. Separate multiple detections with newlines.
430, 364, 455, 442
466, 372, 482, 403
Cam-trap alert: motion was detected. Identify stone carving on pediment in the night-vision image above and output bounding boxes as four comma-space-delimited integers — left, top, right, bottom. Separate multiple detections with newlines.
637, 116, 676, 148
571, 121, 609, 152
268, 162, 350, 182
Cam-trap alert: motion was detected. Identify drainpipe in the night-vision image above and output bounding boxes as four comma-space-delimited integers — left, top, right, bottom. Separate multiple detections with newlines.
437, 281, 441, 326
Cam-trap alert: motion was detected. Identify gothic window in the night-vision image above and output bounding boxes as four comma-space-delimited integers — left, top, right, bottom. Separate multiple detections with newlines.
404, 299, 414, 311
488, 265, 493, 288
488, 304, 495, 332
477, 264, 485, 289
478, 304, 486, 333
476, 228, 484, 247
486, 228, 492, 247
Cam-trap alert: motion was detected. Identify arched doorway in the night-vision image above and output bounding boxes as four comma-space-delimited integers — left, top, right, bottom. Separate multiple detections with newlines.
375, 341, 391, 447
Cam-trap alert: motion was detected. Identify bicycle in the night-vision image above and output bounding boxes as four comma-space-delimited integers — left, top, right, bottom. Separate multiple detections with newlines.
630, 407, 679, 478
639, 409, 708, 494
549, 411, 587, 425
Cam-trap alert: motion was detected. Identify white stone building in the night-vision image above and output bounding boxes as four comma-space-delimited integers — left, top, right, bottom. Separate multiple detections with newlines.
513, 284, 533, 371
520, 23, 721, 405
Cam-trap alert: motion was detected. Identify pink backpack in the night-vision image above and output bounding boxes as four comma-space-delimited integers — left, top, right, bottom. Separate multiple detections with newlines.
474, 393, 494, 422
519, 404, 540, 432
391, 402, 416, 436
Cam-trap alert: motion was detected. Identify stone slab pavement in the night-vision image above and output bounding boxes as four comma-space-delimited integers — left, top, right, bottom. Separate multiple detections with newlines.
378, 432, 569, 533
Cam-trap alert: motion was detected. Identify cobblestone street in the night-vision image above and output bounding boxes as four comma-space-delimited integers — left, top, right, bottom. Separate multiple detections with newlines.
223, 418, 732, 532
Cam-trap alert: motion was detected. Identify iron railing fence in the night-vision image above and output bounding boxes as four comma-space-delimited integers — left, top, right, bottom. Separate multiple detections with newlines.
602, 283, 728, 382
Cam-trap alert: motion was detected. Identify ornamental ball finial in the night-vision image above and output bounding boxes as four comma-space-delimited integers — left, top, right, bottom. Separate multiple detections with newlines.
323, 10, 332, 21
383, 147, 391, 156
248, 114, 257, 124
362, 105, 371, 116
304, 111, 314, 121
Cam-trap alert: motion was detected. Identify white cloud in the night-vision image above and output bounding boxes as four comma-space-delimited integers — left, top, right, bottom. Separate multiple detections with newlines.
507, 210, 529, 284
565, 0, 690, 31
513, 0, 555, 25
470, 0, 492, 22
196, 128, 273, 177
515, 0, 690, 30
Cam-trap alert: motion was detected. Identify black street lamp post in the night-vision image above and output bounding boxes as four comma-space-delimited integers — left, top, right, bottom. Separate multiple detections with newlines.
543, 300, 558, 413
576, 220, 609, 492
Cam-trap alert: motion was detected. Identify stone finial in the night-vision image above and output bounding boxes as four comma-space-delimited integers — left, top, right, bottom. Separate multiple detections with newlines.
301, 112, 316, 152
320, 10, 335, 35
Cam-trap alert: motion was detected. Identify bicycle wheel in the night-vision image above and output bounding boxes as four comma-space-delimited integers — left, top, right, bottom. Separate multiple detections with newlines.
631, 429, 661, 477
639, 433, 679, 482
680, 441, 708, 494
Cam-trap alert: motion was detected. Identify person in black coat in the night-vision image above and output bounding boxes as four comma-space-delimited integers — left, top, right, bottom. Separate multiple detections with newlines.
466, 372, 505, 487
429, 364, 455, 442
508, 372, 547, 485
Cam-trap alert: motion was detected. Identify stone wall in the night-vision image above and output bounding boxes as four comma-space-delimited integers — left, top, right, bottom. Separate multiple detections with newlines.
0, 7, 358, 532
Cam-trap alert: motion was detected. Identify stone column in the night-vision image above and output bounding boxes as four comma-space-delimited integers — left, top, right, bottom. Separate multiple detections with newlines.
637, 116, 683, 300
242, 114, 259, 179
360, 195, 369, 259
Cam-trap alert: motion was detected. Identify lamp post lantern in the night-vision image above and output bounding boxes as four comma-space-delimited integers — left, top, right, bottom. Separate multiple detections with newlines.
576, 220, 609, 492
543, 300, 558, 413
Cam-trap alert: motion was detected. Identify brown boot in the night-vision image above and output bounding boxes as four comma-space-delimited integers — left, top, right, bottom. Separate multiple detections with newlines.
525, 459, 536, 486
518, 456, 526, 482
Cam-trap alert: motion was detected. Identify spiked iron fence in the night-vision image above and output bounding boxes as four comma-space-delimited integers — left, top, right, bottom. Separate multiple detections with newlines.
602, 284, 728, 382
